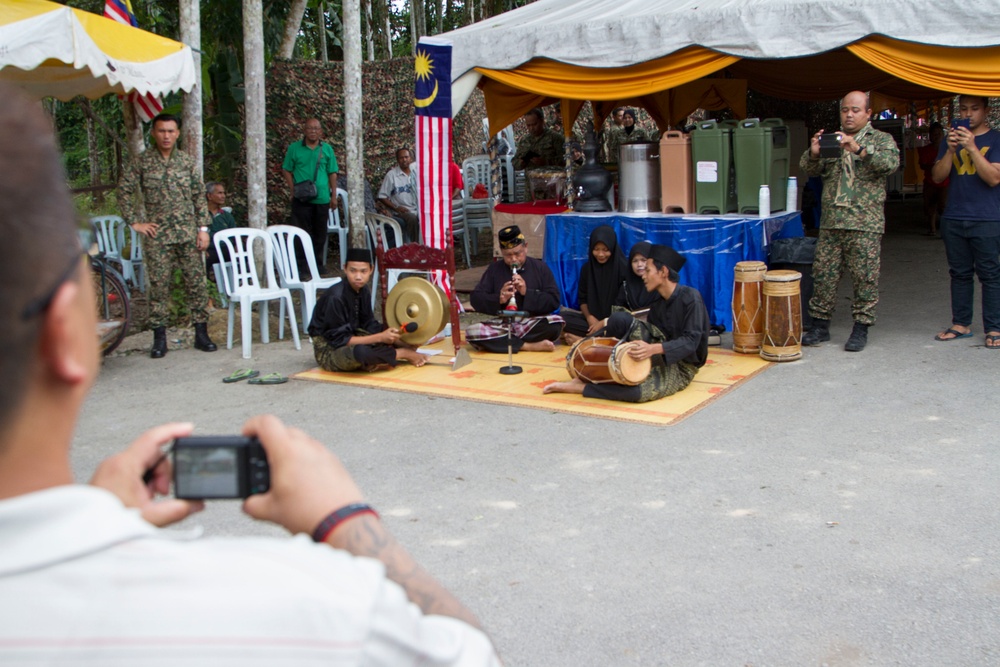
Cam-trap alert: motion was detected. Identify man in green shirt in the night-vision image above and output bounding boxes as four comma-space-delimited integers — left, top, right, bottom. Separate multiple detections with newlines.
119, 113, 217, 359
512, 108, 564, 170
282, 118, 339, 277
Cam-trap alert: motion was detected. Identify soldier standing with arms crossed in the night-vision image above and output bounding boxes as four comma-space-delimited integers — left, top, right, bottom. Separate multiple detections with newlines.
119, 113, 217, 359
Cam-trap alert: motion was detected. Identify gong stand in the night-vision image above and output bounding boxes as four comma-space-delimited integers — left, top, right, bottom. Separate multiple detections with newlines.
497, 309, 527, 375
375, 228, 463, 352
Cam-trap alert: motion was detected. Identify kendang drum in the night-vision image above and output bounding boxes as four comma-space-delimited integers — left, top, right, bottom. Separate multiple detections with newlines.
731, 260, 767, 354
566, 337, 651, 386
761, 269, 802, 362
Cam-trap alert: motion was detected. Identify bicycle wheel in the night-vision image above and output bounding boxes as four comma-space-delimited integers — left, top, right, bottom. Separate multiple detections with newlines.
91, 258, 131, 356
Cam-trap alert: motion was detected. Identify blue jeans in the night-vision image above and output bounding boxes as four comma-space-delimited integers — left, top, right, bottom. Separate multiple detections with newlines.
940, 217, 1000, 333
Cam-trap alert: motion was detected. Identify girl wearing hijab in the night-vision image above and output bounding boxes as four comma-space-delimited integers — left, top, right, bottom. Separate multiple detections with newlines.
616, 241, 660, 312
563, 225, 629, 342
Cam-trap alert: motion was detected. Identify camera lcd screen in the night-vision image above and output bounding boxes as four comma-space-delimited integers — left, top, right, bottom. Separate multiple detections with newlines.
818, 133, 843, 158
174, 446, 241, 498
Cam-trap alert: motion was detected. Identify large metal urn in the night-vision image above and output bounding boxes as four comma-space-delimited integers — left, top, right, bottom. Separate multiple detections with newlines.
618, 142, 661, 212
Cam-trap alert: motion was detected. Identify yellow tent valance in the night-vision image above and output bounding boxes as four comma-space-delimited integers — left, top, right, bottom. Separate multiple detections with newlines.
472, 35, 1000, 136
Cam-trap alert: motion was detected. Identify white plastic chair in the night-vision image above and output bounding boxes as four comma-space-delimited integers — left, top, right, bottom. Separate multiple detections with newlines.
364, 212, 407, 303
462, 155, 494, 254
90, 215, 134, 285
267, 225, 342, 334
214, 228, 301, 359
127, 227, 145, 292
323, 188, 349, 269
451, 199, 471, 268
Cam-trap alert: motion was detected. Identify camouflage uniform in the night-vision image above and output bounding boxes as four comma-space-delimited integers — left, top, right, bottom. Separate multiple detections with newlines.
119, 148, 210, 329
800, 123, 899, 325
605, 126, 625, 164
513, 128, 565, 170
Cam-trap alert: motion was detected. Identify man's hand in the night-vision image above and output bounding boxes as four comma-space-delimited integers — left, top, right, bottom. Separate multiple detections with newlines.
131, 222, 159, 238
500, 280, 517, 305
809, 129, 824, 157
951, 127, 976, 152
242, 415, 366, 536
89, 422, 204, 527
196, 230, 210, 251
510, 272, 527, 296
379, 328, 401, 345
626, 340, 661, 361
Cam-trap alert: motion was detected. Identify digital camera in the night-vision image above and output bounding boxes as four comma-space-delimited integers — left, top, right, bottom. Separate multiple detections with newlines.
172, 436, 270, 499
818, 132, 844, 158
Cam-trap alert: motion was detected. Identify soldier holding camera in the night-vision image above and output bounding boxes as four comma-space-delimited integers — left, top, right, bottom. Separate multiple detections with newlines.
800, 90, 900, 352
0, 85, 499, 666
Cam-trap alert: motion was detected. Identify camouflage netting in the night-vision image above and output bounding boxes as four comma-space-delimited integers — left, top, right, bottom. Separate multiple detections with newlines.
259, 57, 487, 226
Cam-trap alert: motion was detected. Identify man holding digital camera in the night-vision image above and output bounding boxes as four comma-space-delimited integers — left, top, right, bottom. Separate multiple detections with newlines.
0, 84, 498, 666
929, 95, 1000, 350
800, 90, 900, 352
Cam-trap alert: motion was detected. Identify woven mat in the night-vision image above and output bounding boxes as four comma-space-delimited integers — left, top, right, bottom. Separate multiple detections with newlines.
294, 338, 772, 426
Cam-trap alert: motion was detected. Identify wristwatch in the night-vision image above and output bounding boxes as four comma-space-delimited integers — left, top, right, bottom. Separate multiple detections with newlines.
199, 226, 209, 233
854, 145, 865, 156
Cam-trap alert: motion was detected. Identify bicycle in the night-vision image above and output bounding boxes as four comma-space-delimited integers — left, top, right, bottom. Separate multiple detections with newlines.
86, 228, 132, 356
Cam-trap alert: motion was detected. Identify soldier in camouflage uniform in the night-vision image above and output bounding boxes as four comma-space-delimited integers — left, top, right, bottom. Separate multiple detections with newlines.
512, 108, 565, 170
800, 91, 900, 352
119, 113, 217, 359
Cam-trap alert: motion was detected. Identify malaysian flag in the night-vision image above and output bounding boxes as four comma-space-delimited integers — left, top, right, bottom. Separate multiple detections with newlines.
414, 41, 454, 296
103, 0, 165, 124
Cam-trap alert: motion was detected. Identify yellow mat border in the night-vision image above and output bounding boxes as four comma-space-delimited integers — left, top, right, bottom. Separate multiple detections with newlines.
294, 346, 772, 427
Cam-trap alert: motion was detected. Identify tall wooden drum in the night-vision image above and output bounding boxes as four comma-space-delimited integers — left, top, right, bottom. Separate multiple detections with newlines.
731, 261, 767, 353
761, 270, 803, 362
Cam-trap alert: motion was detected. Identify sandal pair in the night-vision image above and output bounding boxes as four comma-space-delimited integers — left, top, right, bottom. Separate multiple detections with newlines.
222, 369, 289, 384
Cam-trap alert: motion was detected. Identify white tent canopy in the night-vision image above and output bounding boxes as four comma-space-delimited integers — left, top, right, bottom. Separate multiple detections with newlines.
437, 0, 1000, 123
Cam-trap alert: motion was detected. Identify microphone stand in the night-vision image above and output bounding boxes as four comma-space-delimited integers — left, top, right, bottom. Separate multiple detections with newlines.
499, 262, 524, 375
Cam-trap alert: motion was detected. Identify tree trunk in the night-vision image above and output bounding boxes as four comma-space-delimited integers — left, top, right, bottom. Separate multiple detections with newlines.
179, 0, 204, 182
278, 0, 309, 60
318, 1, 328, 63
344, 0, 365, 247
123, 102, 145, 162
384, 0, 392, 58
244, 0, 267, 230
84, 101, 104, 205
364, 0, 375, 61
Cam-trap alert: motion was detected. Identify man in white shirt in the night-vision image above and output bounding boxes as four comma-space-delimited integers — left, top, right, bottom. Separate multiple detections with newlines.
0, 83, 499, 667
377, 146, 420, 243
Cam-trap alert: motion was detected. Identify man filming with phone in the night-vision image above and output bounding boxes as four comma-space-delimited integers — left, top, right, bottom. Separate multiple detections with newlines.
800, 90, 899, 352
0, 84, 499, 666
930, 95, 1000, 349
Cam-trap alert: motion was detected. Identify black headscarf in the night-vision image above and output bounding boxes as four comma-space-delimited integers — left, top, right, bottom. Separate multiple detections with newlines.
578, 225, 628, 319
617, 241, 658, 311
622, 109, 637, 136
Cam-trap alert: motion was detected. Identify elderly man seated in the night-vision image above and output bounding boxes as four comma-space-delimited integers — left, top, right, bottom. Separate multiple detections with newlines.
465, 225, 565, 353
377, 146, 420, 243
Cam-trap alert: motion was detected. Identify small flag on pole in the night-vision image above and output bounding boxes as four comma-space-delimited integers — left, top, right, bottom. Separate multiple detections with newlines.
414, 41, 453, 295
103, 0, 165, 124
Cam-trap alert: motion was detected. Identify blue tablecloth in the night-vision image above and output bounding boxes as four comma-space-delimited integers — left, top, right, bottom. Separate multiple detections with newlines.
543, 211, 804, 330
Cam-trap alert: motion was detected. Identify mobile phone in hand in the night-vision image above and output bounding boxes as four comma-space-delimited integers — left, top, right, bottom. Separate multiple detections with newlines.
952, 118, 971, 131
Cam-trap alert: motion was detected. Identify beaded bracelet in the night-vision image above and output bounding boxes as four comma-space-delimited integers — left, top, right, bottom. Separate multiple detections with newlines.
311, 503, 379, 543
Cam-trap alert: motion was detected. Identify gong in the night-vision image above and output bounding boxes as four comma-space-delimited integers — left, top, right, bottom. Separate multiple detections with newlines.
385, 276, 451, 345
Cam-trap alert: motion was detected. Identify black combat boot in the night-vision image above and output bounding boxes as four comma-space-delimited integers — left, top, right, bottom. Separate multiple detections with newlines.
150, 327, 167, 359
193, 322, 218, 352
801, 318, 830, 346
844, 321, 869, 352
